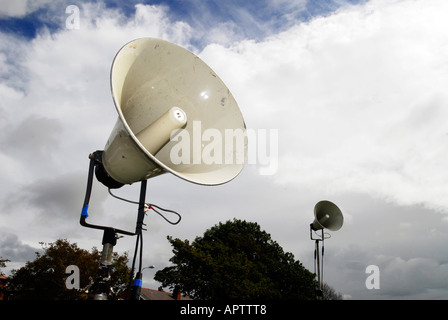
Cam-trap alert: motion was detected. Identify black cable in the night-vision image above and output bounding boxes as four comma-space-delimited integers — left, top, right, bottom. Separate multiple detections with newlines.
127, 232, 140, 300
108, 188, 182, 225
107, 188, 139, 204
139, 230, 143, 275
313, 244, 317, 278
130, 233, 139, 278
147, 204, 182, 225
80, 157, 95, 220
321, 240, 324, 290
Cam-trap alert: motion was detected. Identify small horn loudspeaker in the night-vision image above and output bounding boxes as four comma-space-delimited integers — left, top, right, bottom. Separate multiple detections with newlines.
310, 200, 344, 231
309, 200, 344, 298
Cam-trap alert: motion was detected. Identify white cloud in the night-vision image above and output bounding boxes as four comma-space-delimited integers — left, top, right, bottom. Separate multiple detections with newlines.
0, 0, 51, 18
0, 2, 196, 258
379, 256, 448, 298
200, 0, 448, 214
1, 0, 448, 299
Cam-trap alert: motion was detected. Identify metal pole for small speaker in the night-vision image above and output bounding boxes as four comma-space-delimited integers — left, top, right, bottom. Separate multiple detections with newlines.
309, 200, 343, 299
310, 226, 324, 298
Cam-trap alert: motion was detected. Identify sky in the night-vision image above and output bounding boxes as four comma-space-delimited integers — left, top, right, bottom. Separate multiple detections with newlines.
1, 0, 448, 300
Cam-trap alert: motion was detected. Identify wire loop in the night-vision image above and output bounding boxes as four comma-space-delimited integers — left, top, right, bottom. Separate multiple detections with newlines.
108, 188, 182, 225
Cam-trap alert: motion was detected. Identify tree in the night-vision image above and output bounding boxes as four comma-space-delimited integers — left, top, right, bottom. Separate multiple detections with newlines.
0, 257, 10, 275
321, 282, 344, 300
0, 257, 10, 300
7, 239, 130, 300
154, 219, 317, 300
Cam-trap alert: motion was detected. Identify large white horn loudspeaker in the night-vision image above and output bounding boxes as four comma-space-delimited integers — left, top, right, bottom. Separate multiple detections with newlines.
311, 200, 344, 231
95, 37, 247, 188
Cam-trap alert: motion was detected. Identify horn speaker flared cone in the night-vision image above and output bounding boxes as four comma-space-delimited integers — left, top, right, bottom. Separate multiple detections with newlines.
311, 200, 344, 231
101, 38, 247, 186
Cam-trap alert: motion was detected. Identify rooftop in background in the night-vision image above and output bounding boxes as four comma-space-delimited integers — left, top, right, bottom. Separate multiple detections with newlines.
140, 287, 191, 300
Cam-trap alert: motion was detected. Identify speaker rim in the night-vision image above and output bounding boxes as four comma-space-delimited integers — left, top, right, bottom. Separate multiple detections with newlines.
313, 200, 344, 231
108, 37, 247, 186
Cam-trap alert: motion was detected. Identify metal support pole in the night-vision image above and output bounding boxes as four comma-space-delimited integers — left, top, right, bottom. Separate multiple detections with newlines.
315, 239, 321, 293
92, 228, 117, 300
128, 180, 147, 300
80, 152, 147, 300
311, 226, 324, 298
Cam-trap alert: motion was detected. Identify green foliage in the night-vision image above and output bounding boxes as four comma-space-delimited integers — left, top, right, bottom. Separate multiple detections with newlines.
7, 239, 130, 300
0, 257, 10, 273
155, 219, 317, 300
321, 282, 344, 300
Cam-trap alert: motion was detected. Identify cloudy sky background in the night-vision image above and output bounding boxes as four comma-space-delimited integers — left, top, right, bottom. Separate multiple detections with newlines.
1, 0, 448, 299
